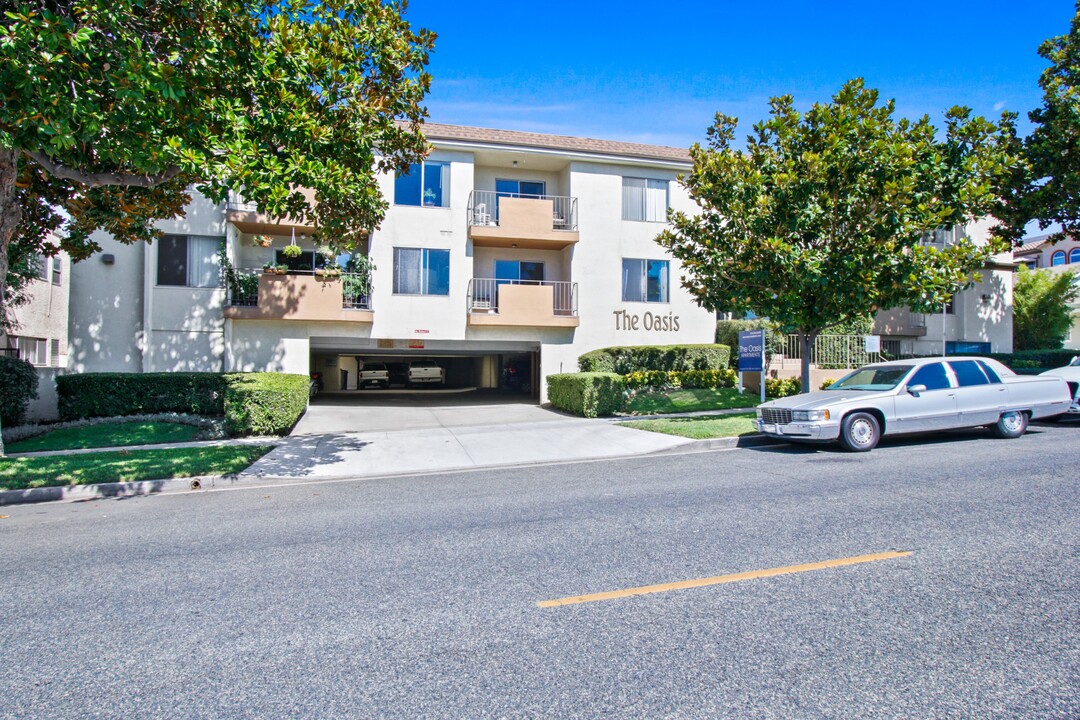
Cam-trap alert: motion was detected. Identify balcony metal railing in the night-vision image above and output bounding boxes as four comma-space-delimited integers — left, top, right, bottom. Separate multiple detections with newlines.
226, 196, 260, 213
467, 190, 578, 231
467, 278, 578, 316
225, 268, 373, 310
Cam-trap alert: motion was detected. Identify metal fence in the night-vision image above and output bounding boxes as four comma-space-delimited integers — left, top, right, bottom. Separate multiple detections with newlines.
467, 190, 578, 231
777, 334, 883, 370
467, 278, 577, 316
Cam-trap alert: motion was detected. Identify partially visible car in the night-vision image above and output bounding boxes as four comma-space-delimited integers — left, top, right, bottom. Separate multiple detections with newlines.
502, 357, 532, 393
408, 360, 445, 386
1040, 355, 1080, 419
755, 357, 1071, 452
359, 362, 390, 389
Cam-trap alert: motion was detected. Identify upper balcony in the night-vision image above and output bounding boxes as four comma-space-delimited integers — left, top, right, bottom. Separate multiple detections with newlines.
226, 190, 317, 235
224, 270, 373, 323
467, 191, 579, 250
466, 278, 579, 328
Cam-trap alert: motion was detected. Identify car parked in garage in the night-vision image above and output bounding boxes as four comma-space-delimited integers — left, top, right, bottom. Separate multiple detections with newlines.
359, 362, 390, 389
756, 357, 1071, 451
408, 360, 445, 387
1040, 356, 1080, 419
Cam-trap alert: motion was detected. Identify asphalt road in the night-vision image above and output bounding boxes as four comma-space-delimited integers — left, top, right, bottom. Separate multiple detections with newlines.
2, 423, 1079, 719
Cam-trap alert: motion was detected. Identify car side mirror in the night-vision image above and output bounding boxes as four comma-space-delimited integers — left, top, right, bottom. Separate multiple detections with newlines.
907, 384, 927, 397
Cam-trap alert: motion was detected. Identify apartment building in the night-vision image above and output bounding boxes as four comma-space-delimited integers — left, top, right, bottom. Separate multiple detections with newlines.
872, 219, 1015, 357
68, 124, 717, 401
1013, 234, 1080, 350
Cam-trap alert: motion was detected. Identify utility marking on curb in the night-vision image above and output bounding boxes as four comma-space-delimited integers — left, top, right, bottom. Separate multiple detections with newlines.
537, 550, 913, 608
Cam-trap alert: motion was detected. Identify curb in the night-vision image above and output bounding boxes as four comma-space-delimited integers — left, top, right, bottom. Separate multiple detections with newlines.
650, 433, 785, 454
0, 474, 220, 507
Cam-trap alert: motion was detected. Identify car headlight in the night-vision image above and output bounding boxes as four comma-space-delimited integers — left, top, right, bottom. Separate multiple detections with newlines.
791, 409, 830, 422
755, 408, 763, 419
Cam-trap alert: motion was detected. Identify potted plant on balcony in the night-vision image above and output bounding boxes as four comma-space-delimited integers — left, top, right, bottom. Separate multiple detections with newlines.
274, 263, 289, 275
251, 234, 273, 248
321, 265, 341, 280
262, 262, 275, 274
282, 244, 303, 259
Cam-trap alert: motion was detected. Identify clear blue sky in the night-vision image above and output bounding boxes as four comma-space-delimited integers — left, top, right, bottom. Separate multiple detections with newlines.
405, 0, 1075, 149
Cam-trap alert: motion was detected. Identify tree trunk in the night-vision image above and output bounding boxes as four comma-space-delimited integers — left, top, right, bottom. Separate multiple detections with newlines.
799, 330, 819, 395
0, 147, 22, 457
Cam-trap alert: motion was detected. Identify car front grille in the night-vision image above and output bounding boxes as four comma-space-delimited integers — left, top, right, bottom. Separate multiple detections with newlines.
760, 407, 793, 425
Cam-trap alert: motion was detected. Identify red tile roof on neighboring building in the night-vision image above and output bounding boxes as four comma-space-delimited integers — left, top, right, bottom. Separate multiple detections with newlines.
419, 122, 692, 164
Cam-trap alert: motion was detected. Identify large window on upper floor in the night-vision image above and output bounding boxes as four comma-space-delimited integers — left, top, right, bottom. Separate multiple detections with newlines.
393, 247, 450, 296
622, 258, 669, 303
7, 336, 48, 366
1052, 250, 1066, 266
1071, 248, 1080, 264
622, 177, 668, 222
157, 234, 221, 288
395, 161, 450, 207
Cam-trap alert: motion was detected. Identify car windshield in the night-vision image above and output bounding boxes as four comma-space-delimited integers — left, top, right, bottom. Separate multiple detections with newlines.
827, 365, 913, 391
1072, 356, 1080, 367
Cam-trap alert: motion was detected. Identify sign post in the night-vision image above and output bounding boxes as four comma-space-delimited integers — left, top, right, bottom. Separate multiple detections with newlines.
737, 329, 767, 404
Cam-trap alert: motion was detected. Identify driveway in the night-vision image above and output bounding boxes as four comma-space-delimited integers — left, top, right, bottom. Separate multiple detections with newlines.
295, 388, 559, 434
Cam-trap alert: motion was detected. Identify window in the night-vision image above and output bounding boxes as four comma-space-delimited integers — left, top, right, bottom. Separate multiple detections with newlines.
157, 234, 221, 288
945, 341, 991, 355
50, 339, 61, 368
9, 336, 48, 366
1051, 250, 1067, 266
948, 360, 991, 387
393, 248, 450, 295
622, 177, 668, 222
976, 360, 1002, 384
51, 257, 62, 285
922, 227, 954, 246
395, 161, 450, 207
1070, 248, 1080, 264
622, 258, 669, 303
35, 255, 48, 281
495, 179, 545, 198
275, 250, 322, 272
495, 260, 544, 284
908, 363, 951, 391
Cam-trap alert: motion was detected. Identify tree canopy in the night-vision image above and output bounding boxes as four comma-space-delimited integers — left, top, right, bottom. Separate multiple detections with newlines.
657, 79, 1021, 390
999, 4, 1080, 243
0, 0, 434, 453
1013, 265, 1079, 350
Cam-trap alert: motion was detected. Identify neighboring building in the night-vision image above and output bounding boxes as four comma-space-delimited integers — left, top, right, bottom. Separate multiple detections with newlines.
4, 252, 71, 421
872, 220, 1015, 357
68, 124, 717, 401
1013, 235, 1080, 351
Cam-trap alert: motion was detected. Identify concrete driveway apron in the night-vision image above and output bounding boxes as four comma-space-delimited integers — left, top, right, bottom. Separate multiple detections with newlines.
243, 390, 693, 479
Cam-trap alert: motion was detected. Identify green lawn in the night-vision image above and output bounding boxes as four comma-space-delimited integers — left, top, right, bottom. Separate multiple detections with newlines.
624, 387, 759, 415
620, 412, 760, 440
7, 421, 202, 454
0, 445, 272, 491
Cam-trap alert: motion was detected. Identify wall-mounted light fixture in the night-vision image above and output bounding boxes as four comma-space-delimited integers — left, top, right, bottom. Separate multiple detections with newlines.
980, 294, 992, 303
101, 254, 115, 265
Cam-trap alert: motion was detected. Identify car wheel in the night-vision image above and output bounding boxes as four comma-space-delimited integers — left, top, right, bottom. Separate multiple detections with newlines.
839, 412, 880, 452
990, 410, 1028, 438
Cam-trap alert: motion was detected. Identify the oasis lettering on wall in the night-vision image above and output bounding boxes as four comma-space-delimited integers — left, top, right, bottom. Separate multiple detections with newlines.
613, 310, 680, 332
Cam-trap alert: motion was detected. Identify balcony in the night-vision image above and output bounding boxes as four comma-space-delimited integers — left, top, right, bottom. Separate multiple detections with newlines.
467, 279, 579, 328
224, 271, 373, 323
467, 191, 579, 250
873, 308, 928, 337
226, 190, 317, 235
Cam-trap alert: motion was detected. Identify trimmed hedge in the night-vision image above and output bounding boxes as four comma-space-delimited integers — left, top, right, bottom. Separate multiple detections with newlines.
547, 373, 625, 418
56, 371, 308, 436
224, 373, 309, 436
988, 349, 1078, 370
624, 368, 738, 391
0, 356, 39, 426
765, 377, 802, 399
58, 372, 226, 420
578, 344, 731, 374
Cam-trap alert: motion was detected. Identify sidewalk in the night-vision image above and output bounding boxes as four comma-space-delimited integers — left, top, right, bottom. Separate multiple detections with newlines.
0, 409, 772, 506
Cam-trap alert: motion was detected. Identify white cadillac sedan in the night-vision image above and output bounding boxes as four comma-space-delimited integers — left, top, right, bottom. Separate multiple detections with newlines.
756, 357, 1072, 452
1040, 356, 1080, 419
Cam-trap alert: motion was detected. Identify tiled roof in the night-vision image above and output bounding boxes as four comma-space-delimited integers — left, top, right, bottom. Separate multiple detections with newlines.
419, 122, 691, 164
1015, 237, 1049, 255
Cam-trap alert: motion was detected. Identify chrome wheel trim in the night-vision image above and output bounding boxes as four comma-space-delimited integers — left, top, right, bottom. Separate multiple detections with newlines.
1000, 411, 1024, 433
850, 417, 875, 446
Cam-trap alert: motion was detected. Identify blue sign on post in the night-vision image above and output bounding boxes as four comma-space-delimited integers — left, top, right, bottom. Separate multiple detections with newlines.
737, 329, 765, 372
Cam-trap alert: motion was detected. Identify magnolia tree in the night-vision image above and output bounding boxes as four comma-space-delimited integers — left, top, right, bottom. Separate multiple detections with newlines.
0, 0, 434, 454
657, 80, 1021, 392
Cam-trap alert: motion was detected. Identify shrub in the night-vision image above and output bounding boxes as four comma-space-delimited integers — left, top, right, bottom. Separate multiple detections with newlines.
624, 370, 676, 391
578, 344, 730, 374
0, 356, 39, 426
820, 378, 836, 390
547, 373, 625, 418
765, 376, 802, 398
224, 373, 309, 436
988, 349, 1079, 371
57, 372, 226, 420
676, 368, 738, 389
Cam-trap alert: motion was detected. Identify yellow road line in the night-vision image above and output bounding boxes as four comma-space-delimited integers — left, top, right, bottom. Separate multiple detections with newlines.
537, 550, 913, 608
